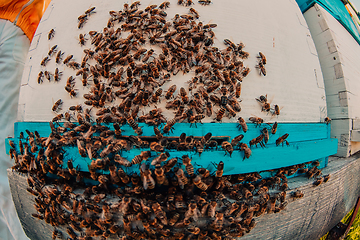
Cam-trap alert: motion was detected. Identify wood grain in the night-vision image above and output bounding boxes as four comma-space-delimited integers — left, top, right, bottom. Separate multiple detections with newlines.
8, 153, 360, 240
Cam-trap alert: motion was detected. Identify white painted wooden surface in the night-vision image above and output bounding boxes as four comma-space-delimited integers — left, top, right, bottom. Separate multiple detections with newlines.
303, 4, 360, 157
17, 0, 326, 123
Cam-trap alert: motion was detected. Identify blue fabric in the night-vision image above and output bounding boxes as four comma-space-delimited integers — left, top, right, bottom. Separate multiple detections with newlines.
296, 0, 360, 45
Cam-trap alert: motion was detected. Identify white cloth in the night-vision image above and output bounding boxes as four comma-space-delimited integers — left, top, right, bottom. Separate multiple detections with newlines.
0, 19, 30, 240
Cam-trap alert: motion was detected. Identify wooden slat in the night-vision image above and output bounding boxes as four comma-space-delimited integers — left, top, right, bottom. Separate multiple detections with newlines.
6, 122, 337, 175
8, 154, 360, 240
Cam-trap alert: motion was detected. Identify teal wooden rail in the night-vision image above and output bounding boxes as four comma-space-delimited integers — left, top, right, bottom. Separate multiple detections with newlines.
5, 122, 337, 176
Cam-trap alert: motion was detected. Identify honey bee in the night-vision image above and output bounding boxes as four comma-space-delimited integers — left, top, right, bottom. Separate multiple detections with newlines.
249, 134, 265, 148
271, 122, 278, 134
37, 71, 43, 84
291, 190, 304, 199
214, 107, 226, 122
189, 8, 199, 18
131, 151, 151, 165
262, 128, 269, 144
52, 99, 62, 112
325, 117, 331, 124
198, 0, 211, 5
165, 84, 176, 99
48, 29, 55, 40
276, 133, 289, 146
240, 143, 251, 160
159, 1, 170, 9
78, 18, 86, 29
256, 61, 266, 76
54, 68, 61, 82
163, 117, 177, 134
163, 157, 178, 173
141, 164, 155, 190
142, 49, 154, 62
221, 141, 233, 156
40, 56, 50, 66
249, 116, 263, 126
65, 85, 77, 97
85, 6, 96, 15
241, 67, 250, 77
231, 134, 244, 147
150, 142, 164, 152
48, 45, 57, 56
258, 52, 267, 64
179, 87, 189, 104
63, 55, 73, 65
193, 175, 208, 191
206, 82, 220, 93
52, 113, 63, 122
182, 155, 194, 177
79, 33, 86, 45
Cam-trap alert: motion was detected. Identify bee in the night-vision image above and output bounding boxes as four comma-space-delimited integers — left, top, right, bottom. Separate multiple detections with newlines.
52, 99, 62, 111
236, 117, 248, 133
77, 139, 87, 157
242, 67, 251, 77
221, 141, 233, 156
163, 157, 178, 173
85, 6, 96, 15
142, 49, 154, 62
182, 155, 194, 177
37, 71, 43, 84
258, 52, 267, 64
198, 0, 211, 5
52, 114, 63, 122
163, 117, 177, 134
215, 161, 224, 178
205, 101, 213, 117
48, 29, 55, 40
40, 56, 50, 66
69, 105, 82, 112
193, 175, 208, 191
175, 168, 189, 189
55, 51, 63, 64
249, 134, 265, 148
256, 61, 266, 76
271, 122, 278, 134
44, 70, 52, 81
179, 87, 189, 104
48, 45, 57, 56
291, 190, 304, 199
79, 33, 86, 45
65, 86, 77, 97
63, 55, 73, 65
231, 134, 244, 147
130, 1, 141, 9
141, 164, 155, 190
207, 82, 220, 93
262, 128, 269, 143
131, 151, 151, 165
159, 1, 170, 9
54, 68, 61, 81
178, 0, 184, 5
153, 164, 168, 186
165, 85, 177, 100
276, 133, 289, 146
67, 160, 77, 176
114, 154, 132, 167
249, 116, 263, 126
189, 8, 199, 18
325, 117, 331, 124
225, 104, 237, 118
215, 107, 226, 122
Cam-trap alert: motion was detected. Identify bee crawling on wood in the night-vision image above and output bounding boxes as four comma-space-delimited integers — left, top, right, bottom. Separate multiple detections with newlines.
276, 133, 289, 146
48, 29, 55, 40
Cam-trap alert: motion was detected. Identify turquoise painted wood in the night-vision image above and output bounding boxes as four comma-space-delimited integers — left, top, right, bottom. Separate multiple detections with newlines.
5, 122, 337, 176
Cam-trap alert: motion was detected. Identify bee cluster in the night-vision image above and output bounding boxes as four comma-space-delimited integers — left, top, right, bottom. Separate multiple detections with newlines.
9, 0, 331, 239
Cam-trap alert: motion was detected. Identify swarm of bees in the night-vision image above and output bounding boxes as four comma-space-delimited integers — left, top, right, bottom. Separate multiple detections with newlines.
11, 1, 332, 239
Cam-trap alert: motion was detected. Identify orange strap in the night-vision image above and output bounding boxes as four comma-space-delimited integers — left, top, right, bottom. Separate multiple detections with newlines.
0, 0, 50, 41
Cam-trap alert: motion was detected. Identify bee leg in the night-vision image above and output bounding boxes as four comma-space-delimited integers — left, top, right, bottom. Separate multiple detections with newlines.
286, 141, 289, 146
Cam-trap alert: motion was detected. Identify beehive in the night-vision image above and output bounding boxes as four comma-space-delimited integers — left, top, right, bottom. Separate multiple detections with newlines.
6, 0, 342, 239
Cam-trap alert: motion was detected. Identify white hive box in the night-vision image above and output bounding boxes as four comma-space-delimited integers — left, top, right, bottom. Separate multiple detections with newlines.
17, 0, 326, 123
303, 3, 360, 157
